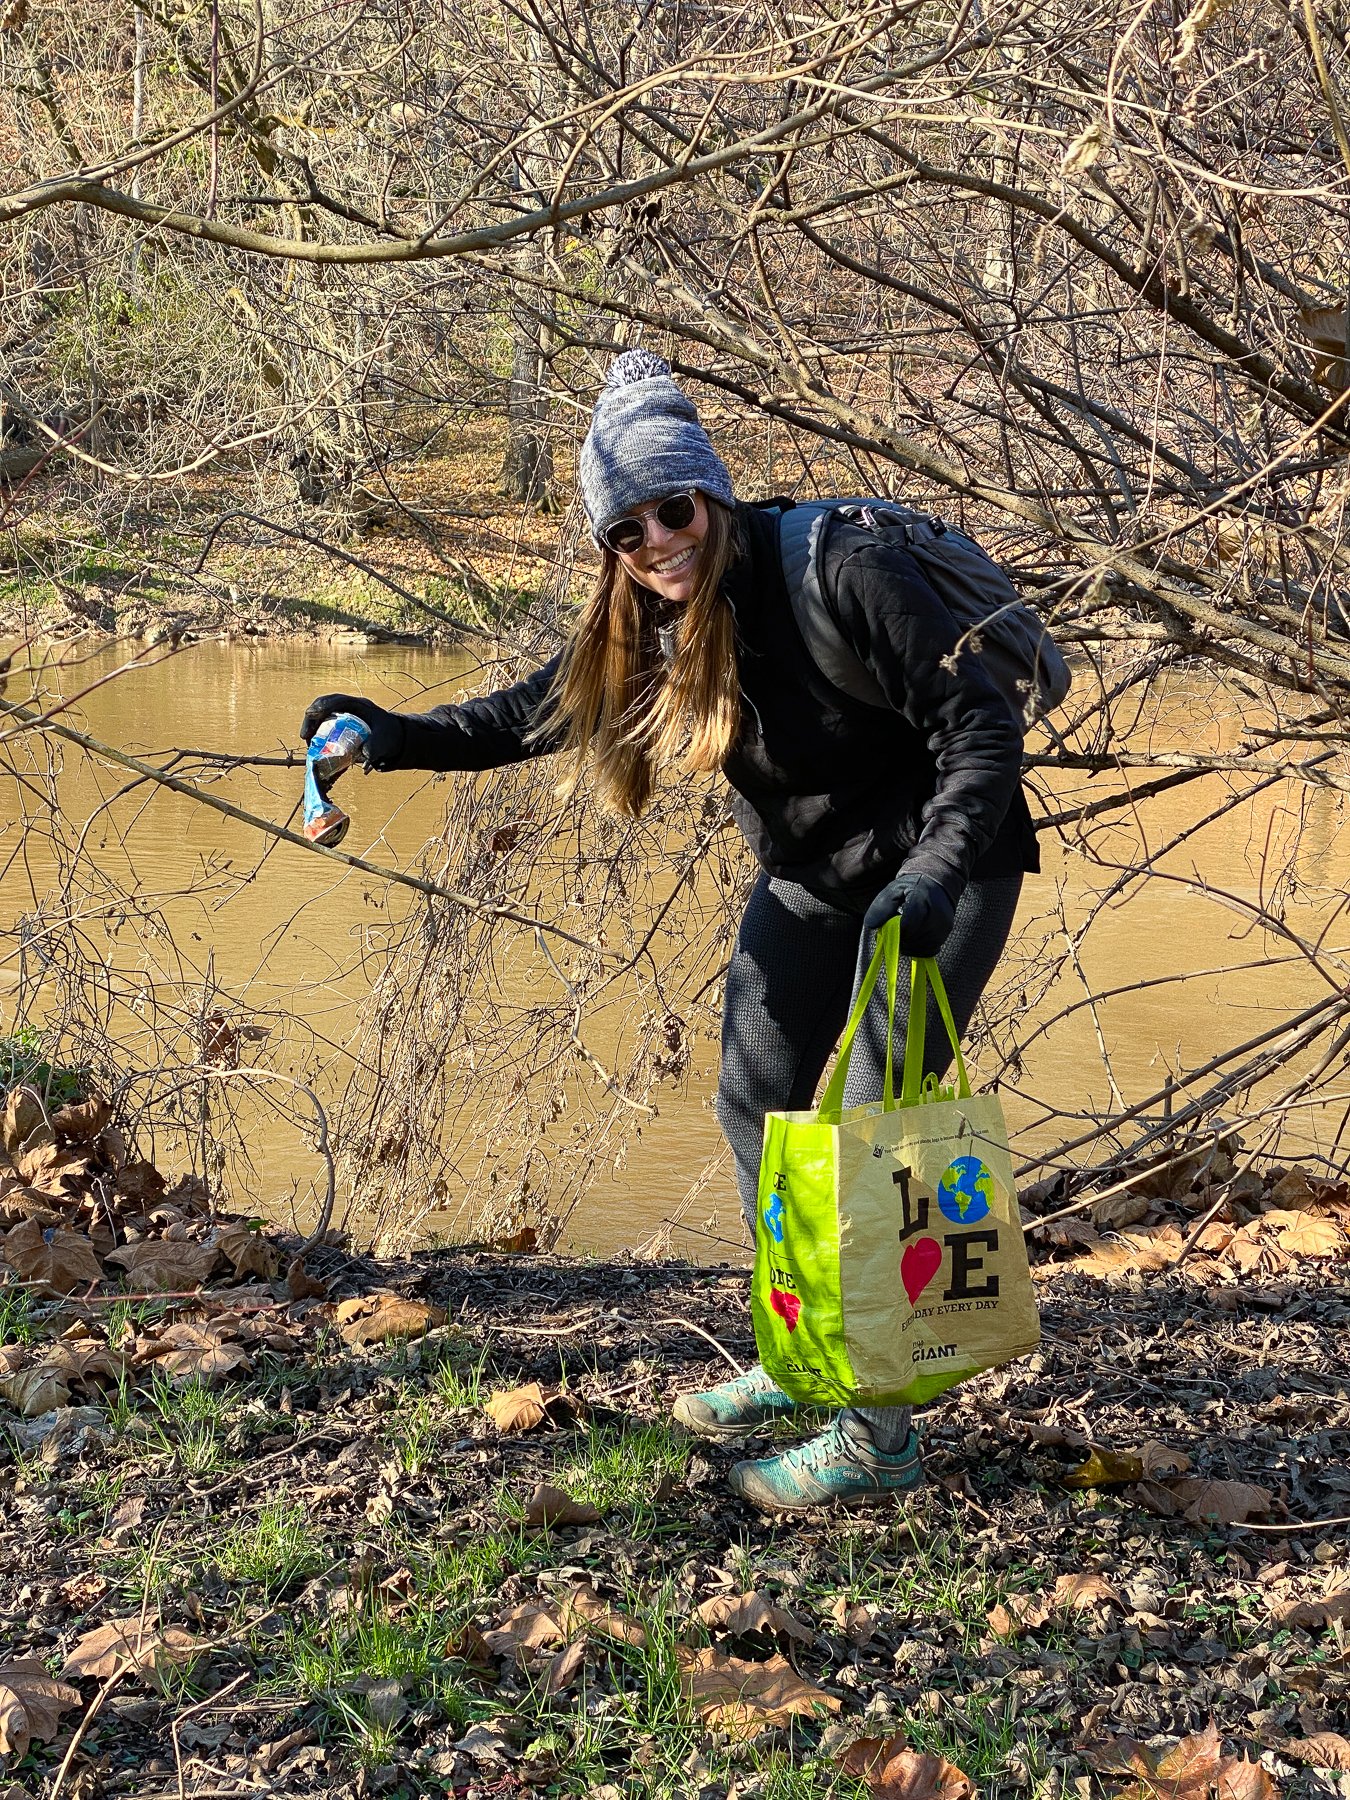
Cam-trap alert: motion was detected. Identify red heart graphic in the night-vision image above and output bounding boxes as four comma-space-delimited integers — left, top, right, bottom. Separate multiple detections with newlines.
770, 1286, 801, 1332
901, 1237, 942, 1306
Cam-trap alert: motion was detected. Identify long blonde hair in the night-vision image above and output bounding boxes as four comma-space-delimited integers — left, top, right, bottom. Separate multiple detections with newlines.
538, 498, 742, 817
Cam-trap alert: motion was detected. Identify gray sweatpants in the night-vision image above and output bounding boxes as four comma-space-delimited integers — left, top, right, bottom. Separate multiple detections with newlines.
715, 871, 1023, 1448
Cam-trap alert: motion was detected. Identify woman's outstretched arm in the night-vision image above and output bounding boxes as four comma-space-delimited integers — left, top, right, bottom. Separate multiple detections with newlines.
300, 652, 564, 773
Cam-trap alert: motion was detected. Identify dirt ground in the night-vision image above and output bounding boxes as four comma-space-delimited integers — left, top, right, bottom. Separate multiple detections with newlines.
3, 1239, 1349, 1800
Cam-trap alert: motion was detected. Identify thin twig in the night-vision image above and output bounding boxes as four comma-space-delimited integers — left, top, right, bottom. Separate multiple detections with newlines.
0, 696, 608, 958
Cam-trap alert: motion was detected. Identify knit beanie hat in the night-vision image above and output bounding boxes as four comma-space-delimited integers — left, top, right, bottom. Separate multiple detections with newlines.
579, 349, 735, 537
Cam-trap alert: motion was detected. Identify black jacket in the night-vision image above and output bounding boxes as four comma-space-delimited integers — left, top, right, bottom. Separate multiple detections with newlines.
395, 503, 1038, 912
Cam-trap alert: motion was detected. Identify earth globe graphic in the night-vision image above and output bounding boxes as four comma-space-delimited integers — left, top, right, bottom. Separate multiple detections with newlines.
937, 1156, 993, 1224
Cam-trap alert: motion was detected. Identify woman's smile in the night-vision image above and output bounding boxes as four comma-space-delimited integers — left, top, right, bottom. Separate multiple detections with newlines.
650, 544, 697, 577
616, 492, 709, 602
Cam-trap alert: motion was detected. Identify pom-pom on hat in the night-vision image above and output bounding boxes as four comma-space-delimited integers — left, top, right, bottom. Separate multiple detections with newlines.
579, 349, 735, 537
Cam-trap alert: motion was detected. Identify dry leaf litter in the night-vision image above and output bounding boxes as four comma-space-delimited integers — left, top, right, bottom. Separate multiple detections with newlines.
2, 1135, 1349, 1798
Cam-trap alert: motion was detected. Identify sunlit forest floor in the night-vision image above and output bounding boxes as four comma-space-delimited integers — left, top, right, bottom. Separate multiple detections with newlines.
0, 417, 568, 643
3, 1228, 1348, 1800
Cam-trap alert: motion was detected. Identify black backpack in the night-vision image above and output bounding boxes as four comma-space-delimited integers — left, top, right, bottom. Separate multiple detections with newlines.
768, 499, 1071, 728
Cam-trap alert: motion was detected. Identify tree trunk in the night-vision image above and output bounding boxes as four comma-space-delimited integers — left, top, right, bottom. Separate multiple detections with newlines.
498, 21, 556, 511
500, 262, 555, 508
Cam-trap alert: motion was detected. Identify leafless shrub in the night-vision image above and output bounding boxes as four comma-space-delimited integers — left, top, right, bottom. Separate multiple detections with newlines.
4, 0, 1350, 1243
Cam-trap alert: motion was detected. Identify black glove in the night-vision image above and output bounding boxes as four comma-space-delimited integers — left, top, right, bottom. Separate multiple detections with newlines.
298, 693, 406, 771
863, 869, 958, 956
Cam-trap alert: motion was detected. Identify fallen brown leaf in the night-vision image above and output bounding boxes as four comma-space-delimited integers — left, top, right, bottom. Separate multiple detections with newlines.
1188, 1221, 1235, 1255
1166, 1477, 1273, 1526
62, 1616, 200, 1683
57, 1571, 109, 1610
0, 1183, 67, 1227
105, 1238, 220, 1291
1, 1219, 103, 1294
444, 1624, 497, 1676
1268, 1169, 1323, 1210
104, 1496, 146, 1543
44, 1336, 122, 1390
1226, 1230, 1275, 1277
491, 1226, 538, 1254
348, 1672, 406, 1728
8, 1403, 104, 1454
0, 1366, 72, 1418
1277, 1733, 1350, 1772
1301, 306, 1350, 393
286, 1256, 329, 1300
115, 1160, 166, 1203
541, 1640, 586, 1698
139, 1322, 250, 1381
1038, 1217, 1100, 1250
1271, 1211, 1347, 1258
835, 1734, 976, 1800
1073, 1224, 1184, 1279
1, 1087, 48, 1156
1130, 1477, 1184, 1518
479, 1603, 565, 1661
1022, 1420, 1091, 1450
50, 1097, 112, 1143
1091, 1193, 1152, 1231
1053, 1571, 1124, 1613
557, 1583, 648, 1648
827, 1593, 877, 1645
214, 1220, 279, 1279
522, 1483, 602, 1528
1271, 1590, 1350, 1630
483, 1381, 583, 1433
94, 1126, 127, 1170
986, 1602, 1019, 1640
0, 1659, 82, 1760
1090, 1719, 1276, 1800
1139, 1440, 1191, 1479
677, 1646, 839, 1737
694, 1590, 814, 1644
1000, 1591, 1053, 1630
335, 1291, 446, 1346
454, 1721, 515, 1766
14, 1140, 79, 1188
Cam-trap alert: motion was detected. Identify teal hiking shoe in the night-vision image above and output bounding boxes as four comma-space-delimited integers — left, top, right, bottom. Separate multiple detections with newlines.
728, 1413, 924, 1512
672, 1364, 799, 1441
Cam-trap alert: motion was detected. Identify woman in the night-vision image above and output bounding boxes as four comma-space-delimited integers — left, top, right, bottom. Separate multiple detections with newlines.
301, 349, 1036, 1512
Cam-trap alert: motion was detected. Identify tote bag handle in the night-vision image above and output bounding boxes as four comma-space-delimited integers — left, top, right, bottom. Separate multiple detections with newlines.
818, 916, 970, 1120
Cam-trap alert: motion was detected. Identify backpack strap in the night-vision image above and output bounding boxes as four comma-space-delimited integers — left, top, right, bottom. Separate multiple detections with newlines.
770, 499, 890, 710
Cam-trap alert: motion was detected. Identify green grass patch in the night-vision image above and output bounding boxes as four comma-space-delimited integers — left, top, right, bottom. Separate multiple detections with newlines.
551, 1421, 692, 1529
262, 1587, 482, 1769
427, 1339, 492, 1412
209, 1501, 329, 1596
0, 1279, 43, 1347
143, 1370, 233, 1475
828, 1519, 1003, 1652
904, 1692, 1048, 1786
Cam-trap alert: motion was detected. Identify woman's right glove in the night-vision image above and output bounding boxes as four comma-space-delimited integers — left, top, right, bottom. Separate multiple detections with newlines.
299, 694, 406, 771
863, 868, 958, 957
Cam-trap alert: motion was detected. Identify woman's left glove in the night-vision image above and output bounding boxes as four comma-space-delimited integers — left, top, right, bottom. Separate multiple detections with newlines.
864, 869, 958, 956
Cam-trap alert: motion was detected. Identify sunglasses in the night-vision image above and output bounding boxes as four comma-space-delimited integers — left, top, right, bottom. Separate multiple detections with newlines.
598, 490, 698, 555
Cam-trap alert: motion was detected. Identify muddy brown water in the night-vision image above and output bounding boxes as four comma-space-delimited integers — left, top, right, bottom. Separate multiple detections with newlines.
2, 640, 1346, 1254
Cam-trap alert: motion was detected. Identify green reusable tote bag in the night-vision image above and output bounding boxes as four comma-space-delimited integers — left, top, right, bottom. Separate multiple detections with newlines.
750, 916, 1040, 1408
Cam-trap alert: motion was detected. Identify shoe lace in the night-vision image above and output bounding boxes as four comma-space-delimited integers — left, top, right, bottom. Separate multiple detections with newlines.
778, 1419, 851, 1477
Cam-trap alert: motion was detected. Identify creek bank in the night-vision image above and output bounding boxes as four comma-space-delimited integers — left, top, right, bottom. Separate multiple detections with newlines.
2, 1233, 1348, 1799
0, 584, 449, 650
